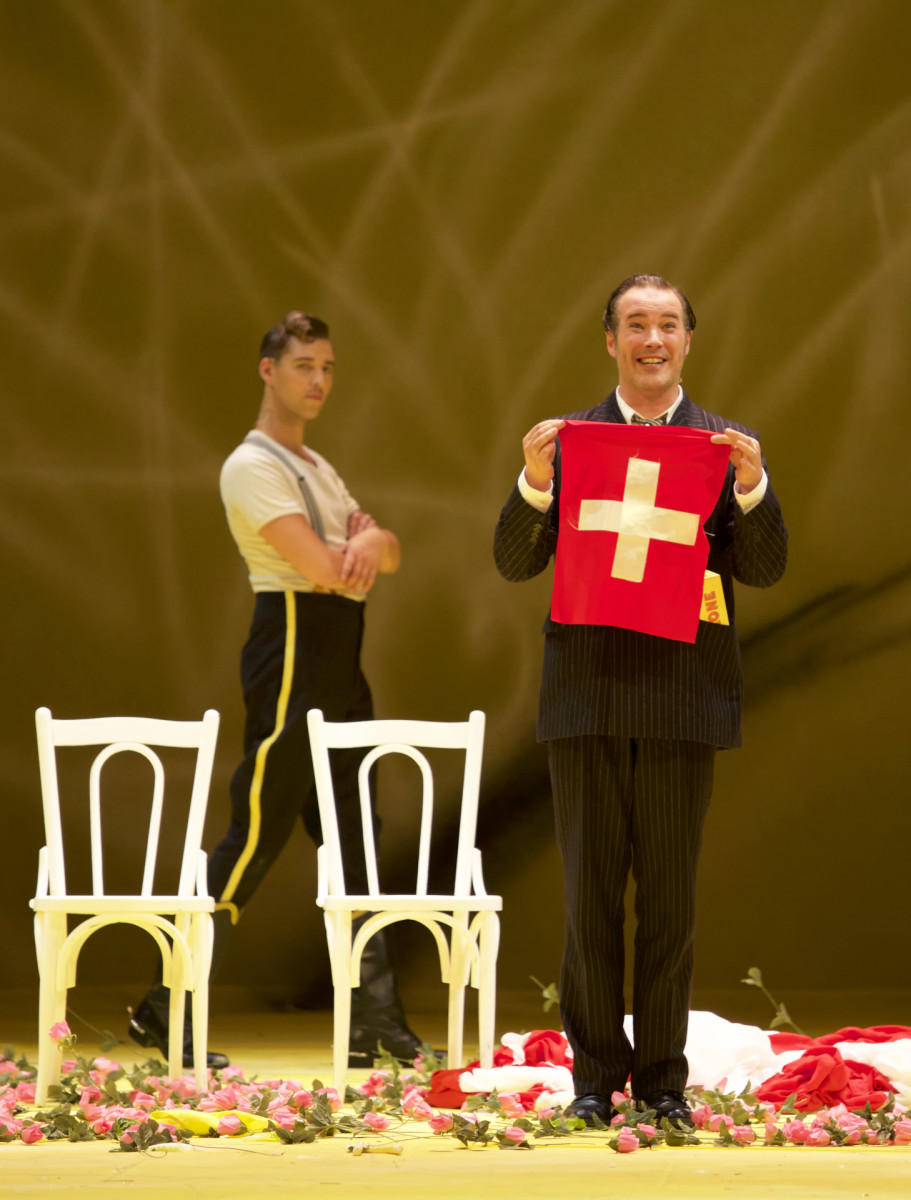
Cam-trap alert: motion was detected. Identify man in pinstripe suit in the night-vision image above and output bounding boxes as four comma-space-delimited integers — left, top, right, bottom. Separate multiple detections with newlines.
494, 275, 788, 1126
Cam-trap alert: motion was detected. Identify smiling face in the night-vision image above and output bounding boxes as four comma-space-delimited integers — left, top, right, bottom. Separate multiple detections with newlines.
605, 286, 692, 409
259, 335, 335, 425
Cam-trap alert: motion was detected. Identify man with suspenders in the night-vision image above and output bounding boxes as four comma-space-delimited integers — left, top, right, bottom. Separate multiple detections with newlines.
130, 312, 421, 1068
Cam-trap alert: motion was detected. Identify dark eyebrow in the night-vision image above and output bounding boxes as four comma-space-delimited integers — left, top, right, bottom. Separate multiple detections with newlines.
292, 355, 335, 366
625, 310, 680, 321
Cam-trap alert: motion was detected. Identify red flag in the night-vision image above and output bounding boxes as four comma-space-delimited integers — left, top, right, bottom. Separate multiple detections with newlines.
552, 421, 730, 642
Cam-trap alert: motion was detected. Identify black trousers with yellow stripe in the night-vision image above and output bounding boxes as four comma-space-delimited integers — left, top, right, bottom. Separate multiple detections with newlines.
548, 735, 715, 1101
208, 590, 375, 928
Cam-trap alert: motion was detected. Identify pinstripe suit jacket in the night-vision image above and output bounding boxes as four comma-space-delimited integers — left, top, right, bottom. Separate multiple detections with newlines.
494, 391, 788, 748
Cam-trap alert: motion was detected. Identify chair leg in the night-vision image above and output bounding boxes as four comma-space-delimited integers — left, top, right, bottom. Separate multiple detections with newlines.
447, 918, 470, 1070
166, 966, 188, 1081
188, 913, 213, 1094
477, 912, 500, 1069
325, 911, 352, 1097
34, 912, 68, 1105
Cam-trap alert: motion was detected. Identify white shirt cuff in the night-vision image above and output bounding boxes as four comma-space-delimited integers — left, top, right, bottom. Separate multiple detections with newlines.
517, 468, 554, 512
734, 469, 768, 513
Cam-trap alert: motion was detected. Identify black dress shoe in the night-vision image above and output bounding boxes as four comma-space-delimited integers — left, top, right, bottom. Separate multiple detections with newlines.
564, 1093, 615, 1126
128, 990, 229, 1072
641, 1090, 694, 1127
347, 1005, 427, 1068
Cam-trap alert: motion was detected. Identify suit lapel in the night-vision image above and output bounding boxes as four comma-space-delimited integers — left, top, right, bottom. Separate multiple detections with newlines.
668, 392, 704, 429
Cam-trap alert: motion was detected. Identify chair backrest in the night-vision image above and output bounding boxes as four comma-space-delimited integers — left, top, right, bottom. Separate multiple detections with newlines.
34, 707, 220, 899
306, 709, 486, 898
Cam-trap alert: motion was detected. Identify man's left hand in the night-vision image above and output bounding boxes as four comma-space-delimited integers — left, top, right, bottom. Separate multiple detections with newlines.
710, 428, 763, 493
340, 528, 384, 592
348, 510, 378, 537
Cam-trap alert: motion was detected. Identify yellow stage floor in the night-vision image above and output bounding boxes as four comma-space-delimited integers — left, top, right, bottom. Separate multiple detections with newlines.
2, 987, 910, 1199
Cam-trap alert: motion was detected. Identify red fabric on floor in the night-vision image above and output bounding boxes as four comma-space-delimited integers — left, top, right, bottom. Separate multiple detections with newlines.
755, 1045, 893, 1112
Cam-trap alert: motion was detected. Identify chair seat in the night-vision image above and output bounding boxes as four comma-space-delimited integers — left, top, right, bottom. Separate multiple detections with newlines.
30, 895, 215, 915
317, 893, 502, 913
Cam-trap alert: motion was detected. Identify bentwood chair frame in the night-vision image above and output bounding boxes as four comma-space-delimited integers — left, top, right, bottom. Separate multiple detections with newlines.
306, 708, 502, 1095
30, 706, 220, 1101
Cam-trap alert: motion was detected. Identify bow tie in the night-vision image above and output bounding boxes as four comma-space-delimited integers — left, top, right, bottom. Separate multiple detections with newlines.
630, 413, 668, 426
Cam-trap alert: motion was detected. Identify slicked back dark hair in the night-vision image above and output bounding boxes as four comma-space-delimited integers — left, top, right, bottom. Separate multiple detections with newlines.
259, 311, 330, 361
602, 275, 696, 334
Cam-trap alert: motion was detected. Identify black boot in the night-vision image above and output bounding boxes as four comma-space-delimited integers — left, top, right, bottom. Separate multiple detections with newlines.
128, 984, 230, 1071
347, 925, 425, 1068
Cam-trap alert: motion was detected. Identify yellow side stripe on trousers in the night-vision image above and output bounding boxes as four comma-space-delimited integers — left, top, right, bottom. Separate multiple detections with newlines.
219, 591, 297, 907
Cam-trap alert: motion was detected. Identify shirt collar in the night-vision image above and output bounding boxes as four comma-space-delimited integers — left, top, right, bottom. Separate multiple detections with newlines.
615, 385, 684, 424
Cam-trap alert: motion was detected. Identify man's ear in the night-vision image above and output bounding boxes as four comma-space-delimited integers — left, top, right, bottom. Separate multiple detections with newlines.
258, 356, 274, 385
684, 330, 693, 358
605, 330, 617, 359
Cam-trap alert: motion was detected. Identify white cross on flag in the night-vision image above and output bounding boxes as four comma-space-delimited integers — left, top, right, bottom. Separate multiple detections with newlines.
552, 420, 730, 642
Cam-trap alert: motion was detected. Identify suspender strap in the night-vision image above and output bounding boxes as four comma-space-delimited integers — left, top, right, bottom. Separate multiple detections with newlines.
245, 432, 327, 543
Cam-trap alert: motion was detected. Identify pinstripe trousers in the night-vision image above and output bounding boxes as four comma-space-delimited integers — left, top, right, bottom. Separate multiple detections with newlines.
548, 735, 715, 1099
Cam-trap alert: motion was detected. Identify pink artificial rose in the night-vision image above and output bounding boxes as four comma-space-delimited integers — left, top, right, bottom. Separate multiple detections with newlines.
81, 1103, 103, 1123
170, 1075, 202, 1100
764, 1118, 780, 1142
502, 1126, 527, 1145
537, 1107, 556, 1120
610, 1090, 628, 1107
0, 1059, 19, 1078
690, 1103, 714, 1130
91, 1057, 119, 1076
218, 1114, 244, 1136
610, 1113, 625, 1126
0, 1118, 23, 1137
805, 1126, 831, 1146
731, 1125, 756, 1145
48, 1021, 71, 1045
129, 1091, 156, 1111
892, 1117, 911, 1145
212, 1086, 243, 1111
15, 1082, 36, 1104
782, 1120, 810, 1144
359, 1071, 391, 1098
708, 1112, 733, 1132
269, 1106, 297, 1129
20, 1124, 45, 1144
835, 1110, 867, 1134
363, 1112, 390, 1131
79, 1085, 103, 1107
428, 1113, 453, 1133
61, 1060, 77, 1073
407, 1099, 434, 1121
316, 1087, 341, 1113
638, 1123, 657, 1138
91, 1116, 117, 1136
498, 1093, 527, 1118
615, 1126, 639, 1154
291, 1090, 313, 1110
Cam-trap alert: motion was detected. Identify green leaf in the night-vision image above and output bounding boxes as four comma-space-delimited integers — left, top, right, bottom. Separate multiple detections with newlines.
741, 967, 763, 987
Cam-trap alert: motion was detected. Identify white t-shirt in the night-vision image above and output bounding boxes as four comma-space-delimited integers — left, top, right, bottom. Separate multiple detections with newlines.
220, 430, 363, 599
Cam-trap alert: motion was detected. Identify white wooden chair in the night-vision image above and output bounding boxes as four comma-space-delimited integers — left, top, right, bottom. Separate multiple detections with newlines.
29, 707, 220, 1101
307, 708, 502, 1095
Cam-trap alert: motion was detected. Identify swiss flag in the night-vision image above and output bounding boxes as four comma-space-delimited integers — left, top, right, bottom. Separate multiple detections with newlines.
552, 420, 730, 642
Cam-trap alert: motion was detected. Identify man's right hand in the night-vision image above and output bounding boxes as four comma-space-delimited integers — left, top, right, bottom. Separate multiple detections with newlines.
522, 418, 566, 491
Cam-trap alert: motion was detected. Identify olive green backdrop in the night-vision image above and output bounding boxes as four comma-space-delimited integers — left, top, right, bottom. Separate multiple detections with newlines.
2, 0, 910, 1020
